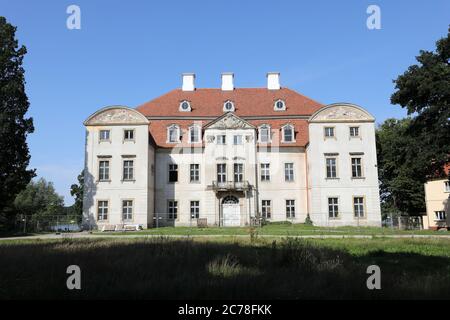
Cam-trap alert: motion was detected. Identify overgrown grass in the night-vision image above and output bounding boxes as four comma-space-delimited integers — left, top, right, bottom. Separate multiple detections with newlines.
0, 237, 449, 299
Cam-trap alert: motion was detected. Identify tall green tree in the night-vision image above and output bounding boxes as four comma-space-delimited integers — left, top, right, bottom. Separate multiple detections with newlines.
391, 27, 450, 179
0, 17, 35, 229
70, 170, 84, 222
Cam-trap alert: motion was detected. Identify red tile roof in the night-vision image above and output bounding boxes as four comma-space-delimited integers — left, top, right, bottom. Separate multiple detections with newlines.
136, 88, 324, 148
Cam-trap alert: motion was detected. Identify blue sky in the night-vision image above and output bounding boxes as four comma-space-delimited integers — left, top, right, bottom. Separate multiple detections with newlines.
0, 0, 449, 205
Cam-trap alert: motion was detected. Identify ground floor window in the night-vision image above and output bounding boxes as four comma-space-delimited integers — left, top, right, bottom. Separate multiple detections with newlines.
353, 197, 365, 218
261, 200, 271, 219
286, 200, 295, 218
97, 200, 108, 221
190, 201, 200, 219
328, 197, 339, 218
168, 200, 178, 220
435, 211, 447, 221
122, 200, 133, 221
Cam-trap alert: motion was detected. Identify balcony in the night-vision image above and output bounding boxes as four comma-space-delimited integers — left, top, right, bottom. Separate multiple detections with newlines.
209, 180, 251, 192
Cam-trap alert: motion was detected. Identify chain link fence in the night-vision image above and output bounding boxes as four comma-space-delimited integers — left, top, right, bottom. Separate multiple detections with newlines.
15, 215, 81, 233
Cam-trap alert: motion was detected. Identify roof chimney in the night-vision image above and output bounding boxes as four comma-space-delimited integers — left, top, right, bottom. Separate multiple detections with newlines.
221, 72, 234, 91
267, 72, 280, 90
182, 73, 195, 91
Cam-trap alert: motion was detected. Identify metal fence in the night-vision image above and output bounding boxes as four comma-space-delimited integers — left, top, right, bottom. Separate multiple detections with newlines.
15, 214, 81, 233
382, 215, 423, 230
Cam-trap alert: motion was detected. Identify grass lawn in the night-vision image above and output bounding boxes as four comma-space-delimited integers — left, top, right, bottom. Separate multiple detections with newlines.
1, 237, 450, 299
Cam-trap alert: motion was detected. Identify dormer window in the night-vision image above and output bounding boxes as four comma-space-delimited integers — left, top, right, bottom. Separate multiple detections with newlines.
223, 100, 235, 112
282, 124, 295, 143
179, 100, 191, 112
274, 99, 286, 111
189, 125, 201, 143
259, 124, 271, 143
167, 124, 181, 143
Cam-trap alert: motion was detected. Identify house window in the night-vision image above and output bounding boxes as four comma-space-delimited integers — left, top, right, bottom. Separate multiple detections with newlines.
99, 160, 110, 181
217, 135, 226, 145
350, 127, 359, 137
123, 160, 134, 181
233, 135, 243, 145
234, 163, 244, 182
124, 129, 134, 141
190, 164, 200, 183
324, 127, 334, 138
261, 200, 271, 219
351, 157, 363, 178
217, 164, 226, 183
260, 163, 270, 181
97, 200, 108, 221
285, 163, 294, 182
189, 125, 201, 143
445, 181, 450, 192
122, 200, 133, 221
99, 130, 110, 141
435, 211, 447, 221
328, 197, 339, 218
190, 201, 200, 219
353, 197, 365, 218
274, 99, 286, 111
167, 125, 180, 143
168, 164, 178, 183
286, 200, 295, 218
282, 125, 294, 142
259, 125, 270, 143
168, 200, 178, 220
326, 157, 337, 178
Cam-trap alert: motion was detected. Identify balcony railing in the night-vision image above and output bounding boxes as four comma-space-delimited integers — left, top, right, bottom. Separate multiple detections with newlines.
209, 180, 250, 191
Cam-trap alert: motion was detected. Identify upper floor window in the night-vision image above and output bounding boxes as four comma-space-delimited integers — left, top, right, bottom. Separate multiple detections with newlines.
123, 160, 134, 181
99, 160, 110, 181
223, 100, 235, 112
324, 127, 335, 138
122, 200, 133, 221
282, 125, 294, 143
259, 125, 271, 143
217, 135, 226, 145
274, 99, 286, 111
326, 157, 337, 178
168, 164, 178, 183
99, 130, 110, 142
233, 135, 243, 145
189, 125, 201, 143
234, 163, 244, 182
179, 100, 191, 112
445, 181, 450, 193
190, 164, 200, 183
349, 126, 360, 138
351, 157, 363, 178
167, 125, 180, 143
260, 163, 270, 181
353, 197, 365, 218
285, 163, 294, 182
217, 163, 227, 183
124, 129, 134, 141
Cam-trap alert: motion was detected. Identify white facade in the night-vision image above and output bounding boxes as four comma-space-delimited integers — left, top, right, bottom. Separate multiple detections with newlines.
82, 87, 381, 229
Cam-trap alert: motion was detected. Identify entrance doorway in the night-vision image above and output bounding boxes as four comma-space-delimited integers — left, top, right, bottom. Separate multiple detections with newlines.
222, 196, 240, 227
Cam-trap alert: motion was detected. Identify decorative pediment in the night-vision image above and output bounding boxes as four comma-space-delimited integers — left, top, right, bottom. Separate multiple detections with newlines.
205, 113, 255, 130
84, 106, 149, 126
309, 103, 374, 123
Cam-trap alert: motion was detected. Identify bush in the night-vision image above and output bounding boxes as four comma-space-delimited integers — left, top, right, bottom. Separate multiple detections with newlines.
305, 214, 313, 226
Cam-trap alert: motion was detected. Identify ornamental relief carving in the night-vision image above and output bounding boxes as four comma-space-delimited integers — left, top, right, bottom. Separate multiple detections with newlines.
89, 109, 145, 124
315, 106, 369, 121
209, 114, 253, 129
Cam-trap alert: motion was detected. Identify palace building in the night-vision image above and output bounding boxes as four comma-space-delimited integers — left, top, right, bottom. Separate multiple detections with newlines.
82, 72, 382, 229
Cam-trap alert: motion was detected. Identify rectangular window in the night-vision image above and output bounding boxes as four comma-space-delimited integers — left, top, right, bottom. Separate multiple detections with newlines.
445, 181, 450, 193
326, 158, 337, 178
351, 157, 363, 178
97, 200, 108, 221
99, 130, 110, 141
124, 129, 134, 141
260, 163, 270, 181
217, 135, 226, 145
190, 201, 200, 219
217, 164, 226, 183
435, 211, 447, 221
123, 160, 134, 181
190, 164, 200, 183
349, 127, 359, 137
261, 200, 271, 219
168, 127, 179, 143
122, 200, 133, 221
168, 200, 178, 220
190, 126, 200, 143
168, 164, 178, 183
234, 163, 244, 182
324, 127, 334, 138
328, 197, 339, 218
99, 160, 110, 181
285, 163, 294, 182
286, 200, 295, 218
259, 126, 270, 143
353, 197, 365, 218
233, 135, 243, 145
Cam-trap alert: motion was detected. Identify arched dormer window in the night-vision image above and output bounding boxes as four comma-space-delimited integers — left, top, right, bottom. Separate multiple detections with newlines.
167, 124, 181, 143
179, 100, 191, 112
282, 124, 295, 143
274, 99, 286, 111
189, 124, 201, 143
223, 100, 235, 112
258, 124, 271, 143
